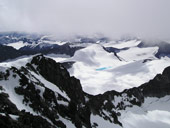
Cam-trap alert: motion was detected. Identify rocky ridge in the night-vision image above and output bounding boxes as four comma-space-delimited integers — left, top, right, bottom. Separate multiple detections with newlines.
0, 55, 170, 128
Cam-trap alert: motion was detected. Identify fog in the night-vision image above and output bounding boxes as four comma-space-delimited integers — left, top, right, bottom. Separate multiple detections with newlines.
0, 0, 170, 39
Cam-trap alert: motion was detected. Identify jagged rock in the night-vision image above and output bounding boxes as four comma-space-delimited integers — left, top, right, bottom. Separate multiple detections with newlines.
29, 55, 85, 104
139, 66, 170, 98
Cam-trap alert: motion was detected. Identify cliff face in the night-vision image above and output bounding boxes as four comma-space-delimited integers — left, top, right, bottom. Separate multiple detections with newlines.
0, 54, 170, 128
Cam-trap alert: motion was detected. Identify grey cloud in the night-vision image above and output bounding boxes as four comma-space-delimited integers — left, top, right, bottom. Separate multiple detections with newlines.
0, 0, 170, 39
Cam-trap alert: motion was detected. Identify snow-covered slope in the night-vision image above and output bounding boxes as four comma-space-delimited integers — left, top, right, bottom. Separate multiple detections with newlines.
67, 44, 125, 94
0, 55, 32, 68
120, 96, 170, 128
50, 40, 170, 95
117, 46, 158, 61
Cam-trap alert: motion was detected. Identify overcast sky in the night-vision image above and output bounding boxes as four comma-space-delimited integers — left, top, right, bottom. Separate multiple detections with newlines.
0, 0, 170, 39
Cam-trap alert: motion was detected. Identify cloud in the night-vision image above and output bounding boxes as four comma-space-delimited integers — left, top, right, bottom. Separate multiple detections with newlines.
0, 0, 170, 39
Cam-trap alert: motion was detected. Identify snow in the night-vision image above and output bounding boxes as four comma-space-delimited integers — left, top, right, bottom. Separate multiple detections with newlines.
121, 110, 170, 128
103, 40, 141, 49
0, 55, 32, 68
112, 93, 137, 108
142, 96, 170, 112
0, 113, 19, 120
101, 41, 116, 47
72, 44, 121, 66
85, 96, 89, 102
1, 40, 170, 96
46, 54, 71, 62
9, 114, 19, 120
0, 53, 70, 69
30, 71, 70, 101
1, 39, 170, 127
113, 96, 122, 107
58, 116, 75, 128
70, 42, 92, 48
38, 38, 67, 46
119, 95, 170, 128
91, 114, 121, 128
0, 72, 37, 115
34, 84, 45, 98
66, 44, 125, 94
6, 41, 29, 50
1, 40, 170, 95
117, 46, 158, 61
0, 54, 70, 69
58, 42, 170, 95
51, 41, 67, 46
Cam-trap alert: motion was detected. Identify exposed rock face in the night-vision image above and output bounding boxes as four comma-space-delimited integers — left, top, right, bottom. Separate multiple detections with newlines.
60, 61, 75, 69
28, 55, 91, 127
139, 66, 170, 98
0, 54, 170, 128
0, 45, 22, 62
29, 55, 85, 103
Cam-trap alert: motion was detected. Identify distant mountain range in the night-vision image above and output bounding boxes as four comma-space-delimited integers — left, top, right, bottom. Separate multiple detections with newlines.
1, 32, 170, 62
0, 32, 109, 62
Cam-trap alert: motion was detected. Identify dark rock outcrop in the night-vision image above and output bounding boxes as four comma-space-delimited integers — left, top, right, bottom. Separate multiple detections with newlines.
0, 45, 22, 62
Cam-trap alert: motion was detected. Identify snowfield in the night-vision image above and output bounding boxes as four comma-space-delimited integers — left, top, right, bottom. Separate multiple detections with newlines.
65, 42, 170, 95
120, 96, 170, 128
6, 41, 29, 50
91, 114, 121, 128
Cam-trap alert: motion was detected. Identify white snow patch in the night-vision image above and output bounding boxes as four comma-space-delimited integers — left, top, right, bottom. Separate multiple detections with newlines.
58, 116, 75, 128
10, 114, 19, 120
6, 41, 29, 50
0, 113, 19, 120
117, 46, 158, 61
57, 100, 69, 106
91, 114, 121, 128
0, 55, 32, 68
120, 95, 170, 128
46, 54, 71, 62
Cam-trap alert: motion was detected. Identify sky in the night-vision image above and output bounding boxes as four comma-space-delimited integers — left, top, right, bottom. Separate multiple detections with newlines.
0, 0, 170, 39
